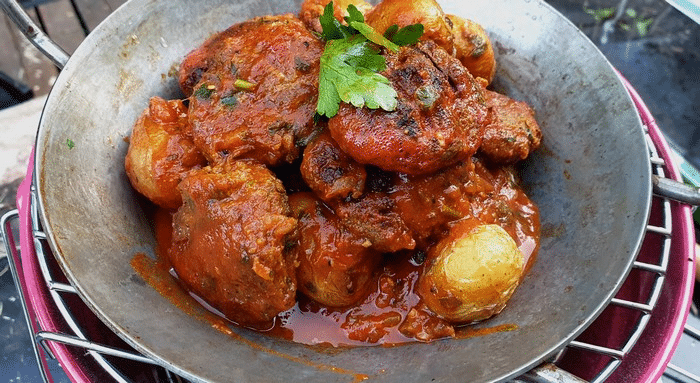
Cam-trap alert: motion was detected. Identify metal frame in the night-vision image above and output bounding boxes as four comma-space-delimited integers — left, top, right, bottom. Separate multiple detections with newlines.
548, 129, 676, 383
1, 192, 184, 383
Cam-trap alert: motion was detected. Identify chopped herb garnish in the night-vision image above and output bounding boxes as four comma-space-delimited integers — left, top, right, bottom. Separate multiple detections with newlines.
344, 4, 365, 25
66, 138, 75, 149
316, 1, 423, 118
384, 24, 424, 46
350, 21, 400, 52
234, 79, 256, 90
194, 83, 214, 99
221, 95, 238, 107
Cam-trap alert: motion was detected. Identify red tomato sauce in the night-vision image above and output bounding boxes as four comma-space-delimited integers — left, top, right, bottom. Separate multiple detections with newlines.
141, 184, 538, 347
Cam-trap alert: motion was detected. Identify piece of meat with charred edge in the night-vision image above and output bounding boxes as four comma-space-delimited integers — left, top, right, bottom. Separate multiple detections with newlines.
389, 160, 475, 248
301, 129, 367, 202
169, 158, 298, 327
179, 14, 324, 166
331, 191, 416, 253
479, 88, 542, 164
328, 40, 488, 175
289, 192, 381, 307
124, 97, 206, 209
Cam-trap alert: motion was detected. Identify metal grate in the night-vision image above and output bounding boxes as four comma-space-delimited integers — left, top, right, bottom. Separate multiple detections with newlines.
551, 129, 674, 383
1, 192, 187, 383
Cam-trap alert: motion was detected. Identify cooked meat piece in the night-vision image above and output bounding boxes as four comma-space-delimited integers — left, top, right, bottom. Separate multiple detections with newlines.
169, 158, 298, 327
389, 160, 475, 246
328, 40, 488, 175
124, 97, 206, 209
465, 159, 540, 258
299, 0, 373, 34
479, 88, 542, 164
398, 306, 455, 341
388, 157, 539, 252
300, 130, 366, 202
448, 15, 496, 84
331, 191, 415, 253
289, 192, 380, 307
178, 14, 324, 166
366, 0, 454, 55
315, 154, 538, 255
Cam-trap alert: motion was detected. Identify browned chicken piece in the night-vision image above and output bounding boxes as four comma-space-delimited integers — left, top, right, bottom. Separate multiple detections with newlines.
289, 192, 380, 307
306, 155, 538, 257
365, 0, 454, 55
479, 88, 542, 164
328, 40, 488, 175
389, 160, 475, 247
448, 14, 496, 84
465, 159, 541, 258
178, 15, 324, 166
387, 155, 539, 248
331, 191, 416, 253
299, 0, 373, 34
300, 130, 366, 202
124, 97, 206, 209
169, 158, 298, 327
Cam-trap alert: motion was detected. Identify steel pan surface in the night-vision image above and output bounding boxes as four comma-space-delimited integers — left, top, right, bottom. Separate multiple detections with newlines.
32, 0, 651, 382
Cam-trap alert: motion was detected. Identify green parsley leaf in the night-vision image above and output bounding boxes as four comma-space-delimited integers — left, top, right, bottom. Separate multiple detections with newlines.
388, 24, 424, 46
350, 21, 399, 52
315, 2, 424, 118
66, 138, 75, 149
344, 4, 365, 25
317, 72, 342, 117
383, 25, 399, 40
320, 2, 350, 40
341, 38, 386, 72
317, 35, 397, 117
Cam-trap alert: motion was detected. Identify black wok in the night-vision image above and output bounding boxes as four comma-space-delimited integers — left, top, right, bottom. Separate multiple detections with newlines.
0, 0, 664, 381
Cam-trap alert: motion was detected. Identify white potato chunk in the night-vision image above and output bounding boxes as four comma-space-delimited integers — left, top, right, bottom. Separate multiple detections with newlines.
365, 0, 455, 55
448, 14, 496, 84
417, 222, 524, 323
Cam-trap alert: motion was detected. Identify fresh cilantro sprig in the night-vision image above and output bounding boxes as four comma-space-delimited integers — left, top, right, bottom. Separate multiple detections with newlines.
316, 2, 424, 118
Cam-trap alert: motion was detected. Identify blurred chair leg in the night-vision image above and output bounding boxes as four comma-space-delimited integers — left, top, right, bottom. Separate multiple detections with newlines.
0, 71, 34, 110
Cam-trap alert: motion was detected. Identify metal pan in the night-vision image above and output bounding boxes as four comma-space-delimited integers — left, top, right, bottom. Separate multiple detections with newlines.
1, 0, 683, 381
